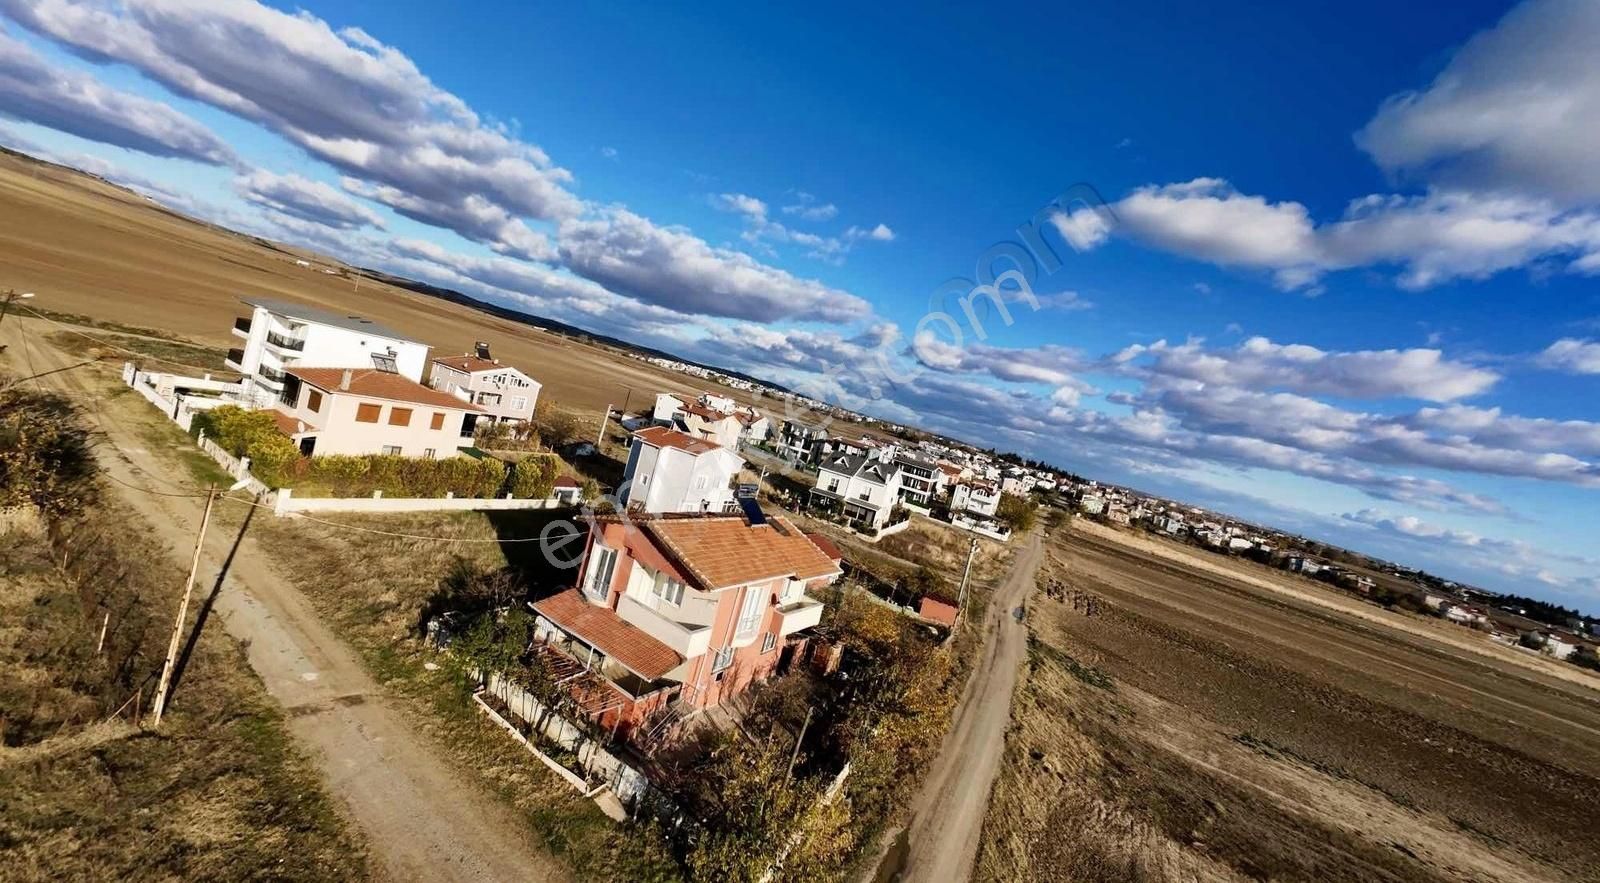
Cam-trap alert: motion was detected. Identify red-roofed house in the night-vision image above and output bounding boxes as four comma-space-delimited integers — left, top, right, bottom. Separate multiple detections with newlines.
427, 348, 541, 425
530, 510, 840, 739
619, 426, 745, 514
274, 366, 484, 457
651, 391, 770, 447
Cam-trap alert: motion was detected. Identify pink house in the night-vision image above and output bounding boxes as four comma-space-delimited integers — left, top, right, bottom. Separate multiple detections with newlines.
530, 511, 840, 739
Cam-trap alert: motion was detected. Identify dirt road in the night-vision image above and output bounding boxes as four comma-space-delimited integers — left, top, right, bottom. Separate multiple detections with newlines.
2, 317, 569, 882
887, 531, 1042, 883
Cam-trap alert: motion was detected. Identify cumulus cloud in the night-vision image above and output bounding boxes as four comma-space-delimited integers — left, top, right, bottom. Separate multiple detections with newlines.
235, 169, 384, 230
1112, 335, 1499, 401
0, 25, 234, 165
1536, 338, 1600, 374
1, 0, 579, 249
1356, 0, 1600, 206
558, 208, 872, 323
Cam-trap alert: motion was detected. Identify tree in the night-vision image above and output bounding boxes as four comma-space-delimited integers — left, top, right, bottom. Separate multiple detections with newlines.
996, 492, 1037, 533
531, 399, 584, 448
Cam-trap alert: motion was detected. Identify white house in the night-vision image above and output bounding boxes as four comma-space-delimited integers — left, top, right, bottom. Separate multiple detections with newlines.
428, 346, 541, 425
227, 297, 428, 408
950, 480, 1001, 518
1537, 632, 1577, 660
895, 452, 945, 508
809, 453, 902, 533
620, 426, 745, 514
652, 392, 768, 448
273, 366, 484, 457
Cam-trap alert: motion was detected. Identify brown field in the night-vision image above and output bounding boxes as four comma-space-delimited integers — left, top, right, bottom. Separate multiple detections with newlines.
976, 519, 1600, 883
0, 150, 832, 428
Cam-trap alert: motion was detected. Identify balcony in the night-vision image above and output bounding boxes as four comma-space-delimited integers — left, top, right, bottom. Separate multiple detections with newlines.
225, 347, 245, 371
616, 595, 712, 658
231, 316, 252, 338
265, 330, 305, 352
774, 595, 824, 635
256, 363, 286, 388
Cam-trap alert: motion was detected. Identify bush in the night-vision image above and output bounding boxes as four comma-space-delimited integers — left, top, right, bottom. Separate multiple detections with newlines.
508, 455, 559, 499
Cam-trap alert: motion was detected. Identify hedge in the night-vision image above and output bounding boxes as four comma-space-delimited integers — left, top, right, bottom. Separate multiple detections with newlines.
507, 455, 560, 499
282, 454, 507, 499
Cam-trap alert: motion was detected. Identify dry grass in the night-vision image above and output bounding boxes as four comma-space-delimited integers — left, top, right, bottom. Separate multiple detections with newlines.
0, 498, 367, 881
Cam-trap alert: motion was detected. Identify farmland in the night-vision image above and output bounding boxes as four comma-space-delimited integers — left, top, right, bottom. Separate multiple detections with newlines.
976, 518, 1600, 882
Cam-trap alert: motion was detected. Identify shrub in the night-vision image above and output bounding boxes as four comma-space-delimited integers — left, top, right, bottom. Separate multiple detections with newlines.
508, 455, 559, 499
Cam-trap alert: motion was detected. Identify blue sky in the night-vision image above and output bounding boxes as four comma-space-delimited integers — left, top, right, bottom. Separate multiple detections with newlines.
2, 0, 1598, 611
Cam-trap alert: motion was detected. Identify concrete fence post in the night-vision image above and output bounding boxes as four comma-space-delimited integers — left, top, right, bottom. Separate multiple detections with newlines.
238, 455, 251, 480
372, 490, 383, 499
274, 487, 293, 516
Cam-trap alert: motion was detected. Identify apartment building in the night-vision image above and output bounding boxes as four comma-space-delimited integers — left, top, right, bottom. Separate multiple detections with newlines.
529, 511, 840, 739
226, 297, 428, 407
951, 480, 1002, 518
272, 366, 484, 457
895, 451, 945, 507
428, 346, 542, 424
619, 426, 745, 514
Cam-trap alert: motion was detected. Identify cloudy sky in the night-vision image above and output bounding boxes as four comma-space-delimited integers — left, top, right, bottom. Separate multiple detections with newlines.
1, 0, 1597, 610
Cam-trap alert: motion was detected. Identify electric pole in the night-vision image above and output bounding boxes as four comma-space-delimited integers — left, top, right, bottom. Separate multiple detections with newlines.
596, 402, 612, 448
954, 537, 978, 629
787, 705, 815, 782
149, 487, 217, 728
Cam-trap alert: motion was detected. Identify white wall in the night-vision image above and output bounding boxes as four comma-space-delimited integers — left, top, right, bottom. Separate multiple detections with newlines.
621, 440, 741, 513
284, 383, 473, 457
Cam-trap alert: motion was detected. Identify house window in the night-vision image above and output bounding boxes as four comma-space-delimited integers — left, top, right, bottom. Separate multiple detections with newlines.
761, 632, 777, 654
306, 389, 323, 412
381, 445, 402, 456
430, 412, 446, 430
423, 448, 436, 459
510, 396, 527, 411
476, 391, 502, 406
827, 478, 840, 492
711, 646, 734, 674
355, 403, 381, 423
735, 586, 763, 638
694, 475, 708, 490
389, 407, 413, 426
653, 572, 685, 607
584, 544, 617, 601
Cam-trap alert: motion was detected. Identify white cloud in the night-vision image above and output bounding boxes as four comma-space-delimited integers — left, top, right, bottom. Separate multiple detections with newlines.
0, 25, 235, 165
558, 208, 872, 323
1536, 338, 1600, 374
781, 192, 838, 221
1356, 0, 1600, 206
1112, 335, 1499, 401
235, 169, 384, 230
715, 191, 893, 262
1049, 205, 1112, 251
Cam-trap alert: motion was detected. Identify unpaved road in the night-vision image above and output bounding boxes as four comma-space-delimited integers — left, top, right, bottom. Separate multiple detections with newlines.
884, 531, 1042, 883
3, 316, 569, 882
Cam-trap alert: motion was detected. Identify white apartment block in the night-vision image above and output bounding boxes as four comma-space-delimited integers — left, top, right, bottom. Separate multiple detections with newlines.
227, 297, 428, 408
620, 426, 745, 514
429, 348, 542, 424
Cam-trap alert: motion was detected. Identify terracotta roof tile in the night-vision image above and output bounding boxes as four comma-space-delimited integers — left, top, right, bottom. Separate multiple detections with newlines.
633, 425, 722, 455
431, 355, 504, 373
804, 532, 844, 563
643, 514, 841, 590
289, 367, 483, 412
267, 408, 314, 436
532, 588, 682, 680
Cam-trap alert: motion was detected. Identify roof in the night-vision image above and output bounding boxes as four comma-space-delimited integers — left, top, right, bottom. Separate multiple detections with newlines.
267, 408, 314, 436
819, 453, 898, 485
431, 354, 503, 374
633, 425, 723, 455
626, 513, 842, 590
241, 296, 415, 342
532, 589, 682, 680
553, 475, 581, 488
288, 367, 485, 412
804, 532, 844, 563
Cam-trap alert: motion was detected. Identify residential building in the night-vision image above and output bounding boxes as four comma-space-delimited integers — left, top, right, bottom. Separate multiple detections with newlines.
652, 392, 769, 448
895, 452, 944, 508
809, 453, 903, 532
1078, 494, 1106, 515
620, 427, 745, 514
428, 345, 541, 424
272, 366, 484, 457
778, 418, 828, 464
227, 297, 428, 407
1536, 632, 1577, 660
950, 480, 1001, 517
529, 511, 841, 739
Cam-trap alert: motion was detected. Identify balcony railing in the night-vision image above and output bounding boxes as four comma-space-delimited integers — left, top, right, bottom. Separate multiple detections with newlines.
258, 363, 286, 383
265, 331, 305, 351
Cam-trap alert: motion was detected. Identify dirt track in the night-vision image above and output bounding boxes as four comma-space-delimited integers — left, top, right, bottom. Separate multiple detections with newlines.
886, 532, 1041, 882
2, 318, 571, 882
975, 520, 1600, 882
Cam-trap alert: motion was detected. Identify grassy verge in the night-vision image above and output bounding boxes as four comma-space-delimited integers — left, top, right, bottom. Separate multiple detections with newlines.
47, 329, 238, 379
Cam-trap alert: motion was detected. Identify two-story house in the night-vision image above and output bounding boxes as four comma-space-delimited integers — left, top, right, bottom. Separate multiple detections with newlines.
808, 453, 903, 533
227, 297, 428, 408
894, 452, 946, 508
778, 418, 828, 464
619, 427, 744, 514
272, 365, 484, 457
529, 510, 840, 739
950, 480, 1002, 518
428, 347, 542, 425
652, 392, 769, 448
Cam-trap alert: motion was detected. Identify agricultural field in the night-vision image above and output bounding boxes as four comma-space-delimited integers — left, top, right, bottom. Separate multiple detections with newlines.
976, 518, 1600, 883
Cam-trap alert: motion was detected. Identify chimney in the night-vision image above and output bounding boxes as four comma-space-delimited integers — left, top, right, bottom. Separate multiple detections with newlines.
340, 369, 352, 391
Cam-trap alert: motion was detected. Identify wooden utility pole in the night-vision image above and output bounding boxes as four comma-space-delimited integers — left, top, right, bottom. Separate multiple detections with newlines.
954, 537, 979, 629
149, 487, 217, 728
596, 402, 612, 448
787, 705, 815, 782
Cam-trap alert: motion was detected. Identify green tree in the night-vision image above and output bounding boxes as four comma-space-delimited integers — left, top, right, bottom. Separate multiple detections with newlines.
996, 492, 1037, 533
